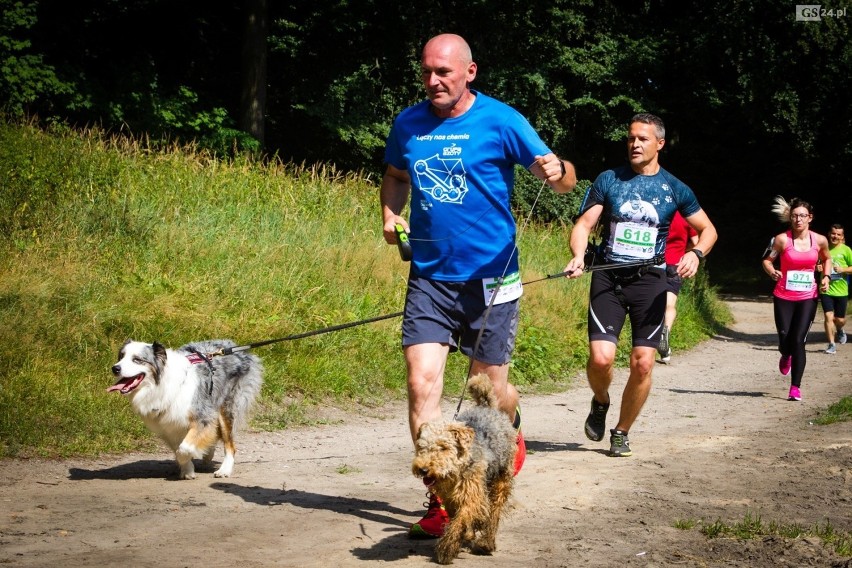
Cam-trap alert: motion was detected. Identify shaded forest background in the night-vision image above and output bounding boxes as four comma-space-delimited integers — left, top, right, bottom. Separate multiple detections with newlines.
2, 0, 850, 291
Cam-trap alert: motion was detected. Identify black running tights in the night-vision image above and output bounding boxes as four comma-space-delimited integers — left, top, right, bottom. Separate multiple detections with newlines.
773, 296, 818, 387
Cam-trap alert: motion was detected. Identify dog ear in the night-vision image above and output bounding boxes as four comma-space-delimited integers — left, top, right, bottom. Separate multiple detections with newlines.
152, 342, 168, 379
449, 424, 475, 461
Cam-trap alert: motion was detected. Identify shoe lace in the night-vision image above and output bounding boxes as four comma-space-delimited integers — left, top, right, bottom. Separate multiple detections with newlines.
422, 491, 442, 511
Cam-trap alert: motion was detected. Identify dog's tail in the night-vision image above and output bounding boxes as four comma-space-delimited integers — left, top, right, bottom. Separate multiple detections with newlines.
466, 373, 499, 409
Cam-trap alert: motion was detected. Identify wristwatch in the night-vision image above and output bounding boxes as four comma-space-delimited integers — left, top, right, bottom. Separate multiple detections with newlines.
691, 249, 704, 259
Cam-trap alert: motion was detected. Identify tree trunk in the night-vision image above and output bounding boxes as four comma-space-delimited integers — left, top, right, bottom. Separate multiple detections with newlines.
240, 0, 267, 148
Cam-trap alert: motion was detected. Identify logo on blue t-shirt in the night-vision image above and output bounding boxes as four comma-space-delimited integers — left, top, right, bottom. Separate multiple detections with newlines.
413, 152, 468, 204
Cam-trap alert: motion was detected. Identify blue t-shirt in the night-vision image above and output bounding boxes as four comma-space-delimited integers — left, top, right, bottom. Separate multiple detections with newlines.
384, 91, 551, 280
580, 166, 702, 264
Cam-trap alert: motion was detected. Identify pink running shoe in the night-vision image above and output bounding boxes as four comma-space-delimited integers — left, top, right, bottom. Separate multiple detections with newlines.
788, 385, 801, 401
779, 355, 792, 376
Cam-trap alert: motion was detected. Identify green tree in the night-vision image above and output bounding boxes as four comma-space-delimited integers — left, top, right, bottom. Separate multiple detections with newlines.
0, 0, 74, 117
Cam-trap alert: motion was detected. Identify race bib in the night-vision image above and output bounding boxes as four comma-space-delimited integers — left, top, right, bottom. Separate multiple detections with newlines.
612, 222, 658, 259
785, 270, 815, 292
830, 265, 844, 281
483, 271, 523, 305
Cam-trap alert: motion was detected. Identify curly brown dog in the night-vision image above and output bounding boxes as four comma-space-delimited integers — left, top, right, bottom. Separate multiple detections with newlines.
411, 373, 517, 564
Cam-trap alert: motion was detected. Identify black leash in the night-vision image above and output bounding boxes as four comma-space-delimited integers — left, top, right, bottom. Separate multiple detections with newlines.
205, 255, 665, 360
523, 253, 665, 284
206, 311, 404, 357
450, 175, 553, 419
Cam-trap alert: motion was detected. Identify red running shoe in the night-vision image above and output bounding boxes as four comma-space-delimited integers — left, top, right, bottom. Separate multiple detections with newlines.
513, 405, 525, 476
409, 492, 448, 539
514, 428, 526, 476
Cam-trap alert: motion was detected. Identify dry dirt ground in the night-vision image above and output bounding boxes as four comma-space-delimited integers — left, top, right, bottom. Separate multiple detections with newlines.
2, 296, 851, 567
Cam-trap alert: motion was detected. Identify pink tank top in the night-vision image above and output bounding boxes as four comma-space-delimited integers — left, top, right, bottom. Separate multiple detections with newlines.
773, 231, 818, 301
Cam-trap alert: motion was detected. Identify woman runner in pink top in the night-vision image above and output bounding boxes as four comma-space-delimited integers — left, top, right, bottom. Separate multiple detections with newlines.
761, 197, 831, 401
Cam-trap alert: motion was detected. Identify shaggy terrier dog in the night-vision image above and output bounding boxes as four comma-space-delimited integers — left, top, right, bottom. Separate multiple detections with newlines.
411, 374, 517, 564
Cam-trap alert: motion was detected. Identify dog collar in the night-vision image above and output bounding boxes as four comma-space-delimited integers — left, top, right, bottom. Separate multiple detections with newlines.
186, 353, 206, 365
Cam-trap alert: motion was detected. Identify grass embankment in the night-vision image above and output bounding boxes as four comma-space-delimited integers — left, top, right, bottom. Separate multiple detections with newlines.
0, 120, 731, 458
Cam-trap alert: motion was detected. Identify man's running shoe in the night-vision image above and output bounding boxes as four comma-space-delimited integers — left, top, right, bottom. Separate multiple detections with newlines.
788, 385, 801, 401
514, 429, 526, 476
826, 343, 837, 354
838, 329, 847, 345
409, 492, 448, 539
609, 429, 632, 457
584, 396, 610, 442
778, 355, 792, 376
513, 406, 525, 476
657, 326, 671, 363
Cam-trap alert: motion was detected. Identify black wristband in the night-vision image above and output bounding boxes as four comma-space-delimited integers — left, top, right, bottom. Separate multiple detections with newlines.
691, 248, 704, 259
559, 160, 567, 178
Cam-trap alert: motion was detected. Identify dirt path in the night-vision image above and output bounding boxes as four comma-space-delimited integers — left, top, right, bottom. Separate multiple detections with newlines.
2, 296, 851, 567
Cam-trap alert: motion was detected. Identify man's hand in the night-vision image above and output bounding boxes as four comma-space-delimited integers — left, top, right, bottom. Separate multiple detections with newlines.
563, 257, 585, 279
532, 154, 577, 193
676, 250, 702, 278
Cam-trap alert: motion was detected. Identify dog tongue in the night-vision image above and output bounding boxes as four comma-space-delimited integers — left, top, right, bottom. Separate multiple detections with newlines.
107, 375, 143, 394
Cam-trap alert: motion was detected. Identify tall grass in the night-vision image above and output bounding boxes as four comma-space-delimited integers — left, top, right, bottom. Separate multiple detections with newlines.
0, 120, 731, 457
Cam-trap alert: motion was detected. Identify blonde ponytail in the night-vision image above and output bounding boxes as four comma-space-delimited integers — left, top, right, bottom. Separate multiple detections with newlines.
771, 195, 791, 223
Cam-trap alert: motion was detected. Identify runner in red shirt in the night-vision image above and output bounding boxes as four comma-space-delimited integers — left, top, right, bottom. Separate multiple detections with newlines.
658, 211, 698, 362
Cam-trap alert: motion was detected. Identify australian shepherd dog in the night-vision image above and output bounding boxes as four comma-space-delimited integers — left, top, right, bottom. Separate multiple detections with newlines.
109, 339, 263, 480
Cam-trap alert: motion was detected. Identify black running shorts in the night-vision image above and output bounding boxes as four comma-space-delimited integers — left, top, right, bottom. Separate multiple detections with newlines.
588, 267, 667, 348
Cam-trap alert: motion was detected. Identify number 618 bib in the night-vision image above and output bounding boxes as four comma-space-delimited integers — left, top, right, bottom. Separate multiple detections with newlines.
612, 222, 658, 259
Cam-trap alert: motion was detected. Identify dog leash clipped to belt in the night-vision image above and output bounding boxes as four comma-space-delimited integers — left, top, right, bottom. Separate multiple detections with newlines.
521, 253, 666, 285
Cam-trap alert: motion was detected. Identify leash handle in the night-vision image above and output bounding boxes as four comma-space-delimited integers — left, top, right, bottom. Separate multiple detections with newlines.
395, 224, 413, 261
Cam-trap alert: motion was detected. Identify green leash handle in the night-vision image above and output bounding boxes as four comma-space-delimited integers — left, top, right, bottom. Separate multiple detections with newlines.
395, 224, 413, 262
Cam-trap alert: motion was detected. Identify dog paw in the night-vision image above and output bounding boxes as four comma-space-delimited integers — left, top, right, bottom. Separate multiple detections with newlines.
470, 539, 495, 556
436, 540, 460, 565
214, 455, 234, 477
178, 461, 197, 480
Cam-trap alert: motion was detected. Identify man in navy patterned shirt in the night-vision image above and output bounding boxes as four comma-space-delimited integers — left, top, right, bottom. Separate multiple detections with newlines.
563, 113, 717, 457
